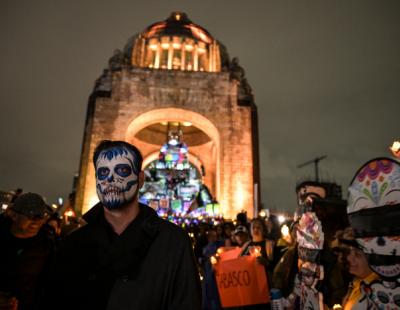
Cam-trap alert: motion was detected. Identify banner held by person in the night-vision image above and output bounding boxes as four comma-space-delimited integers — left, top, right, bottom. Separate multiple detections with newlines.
214, 255, 269, 307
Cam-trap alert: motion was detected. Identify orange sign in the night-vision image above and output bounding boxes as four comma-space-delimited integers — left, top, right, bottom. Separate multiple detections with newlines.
218, 247, 242, 261
214, 256, 270, 307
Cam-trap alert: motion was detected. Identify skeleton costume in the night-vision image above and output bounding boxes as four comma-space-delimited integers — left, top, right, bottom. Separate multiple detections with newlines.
291, 210, 325, 309
347, 158, 400, 309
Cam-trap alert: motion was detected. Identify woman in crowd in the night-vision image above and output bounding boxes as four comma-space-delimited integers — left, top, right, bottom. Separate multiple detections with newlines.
235, 218, 272, 309
340, 231, 379, 309
243, 218, 271, 260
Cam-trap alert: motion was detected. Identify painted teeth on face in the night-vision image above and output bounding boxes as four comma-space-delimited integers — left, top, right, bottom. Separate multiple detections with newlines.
95, 147, 139, 209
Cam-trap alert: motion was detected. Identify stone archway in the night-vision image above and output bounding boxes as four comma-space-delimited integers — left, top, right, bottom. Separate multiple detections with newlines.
125, 108, 221, 202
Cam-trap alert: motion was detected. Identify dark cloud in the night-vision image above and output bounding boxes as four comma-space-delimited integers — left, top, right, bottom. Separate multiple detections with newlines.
1, 0, 399, 211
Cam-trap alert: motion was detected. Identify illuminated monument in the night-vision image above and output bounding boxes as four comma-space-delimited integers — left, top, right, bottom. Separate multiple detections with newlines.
75, 12, 260, 218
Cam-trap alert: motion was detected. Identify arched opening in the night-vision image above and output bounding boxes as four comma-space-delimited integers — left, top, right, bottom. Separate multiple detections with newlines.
125, 108, 221, 214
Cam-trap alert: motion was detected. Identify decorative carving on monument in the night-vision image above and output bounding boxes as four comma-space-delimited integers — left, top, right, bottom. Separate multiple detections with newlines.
229, 57, 253, 105
108, 49, 126, 71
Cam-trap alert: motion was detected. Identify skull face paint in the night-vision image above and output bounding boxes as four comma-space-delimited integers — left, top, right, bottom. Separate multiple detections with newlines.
95, 147, 140, 210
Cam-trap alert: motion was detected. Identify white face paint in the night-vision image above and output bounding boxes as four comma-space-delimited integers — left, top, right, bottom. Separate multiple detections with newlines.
95, 147, 139, 210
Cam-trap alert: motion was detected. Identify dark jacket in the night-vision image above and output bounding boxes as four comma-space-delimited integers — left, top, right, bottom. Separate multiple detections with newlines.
42, 203, 201, 310
0, 214, 54, 310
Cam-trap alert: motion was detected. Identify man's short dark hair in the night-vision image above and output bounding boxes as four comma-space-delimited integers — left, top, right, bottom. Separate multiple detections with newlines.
93, 140, 143, 174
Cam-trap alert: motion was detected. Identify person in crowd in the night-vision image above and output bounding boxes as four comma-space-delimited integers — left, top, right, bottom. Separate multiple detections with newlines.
194, 222, 210, 264
233, 225, 250, 248
202, 228, 223, 310
243, 218, 271, 261
216, 224, 224, 242
236, 211, 248, 229
339, 230, 379, 309
43, 213, 62, 243
295, 182, 350, 308
0, 193, 54, 310
222, 222, 236, 247
59, 215, 84, 237
236, 219, 272, 310
319, 223, 350, 307
272, 221, 299, 296
345, 158, 400, 309
264, 215, 281, 242
330, 228, 353, 285
42, 140, 201, 310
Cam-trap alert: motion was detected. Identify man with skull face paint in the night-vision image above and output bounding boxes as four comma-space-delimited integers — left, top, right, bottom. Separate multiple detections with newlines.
95, 144, 140, 212
42, 141, 201, 310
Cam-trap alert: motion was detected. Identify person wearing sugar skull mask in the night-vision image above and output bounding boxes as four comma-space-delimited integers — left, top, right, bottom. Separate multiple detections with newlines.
41, 141, 201, 310
346, 157, 400, 309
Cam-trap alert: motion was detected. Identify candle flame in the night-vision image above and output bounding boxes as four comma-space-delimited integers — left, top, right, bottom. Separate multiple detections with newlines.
390, 141, 400, 158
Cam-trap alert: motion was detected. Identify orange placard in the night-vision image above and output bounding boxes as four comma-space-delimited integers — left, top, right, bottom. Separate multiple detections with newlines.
214, 256, 270, 307
218, 247, 242, 261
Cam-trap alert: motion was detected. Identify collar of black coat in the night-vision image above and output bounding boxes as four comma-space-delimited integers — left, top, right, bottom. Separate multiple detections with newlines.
83, 202, 160, 238
82, 203, 161, 279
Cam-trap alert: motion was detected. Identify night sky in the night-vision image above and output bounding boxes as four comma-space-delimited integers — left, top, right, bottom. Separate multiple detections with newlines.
1, 1, 399, 212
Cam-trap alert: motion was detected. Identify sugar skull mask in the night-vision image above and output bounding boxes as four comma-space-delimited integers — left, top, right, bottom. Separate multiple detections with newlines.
348, 158, 400, 279
95, 146, 140, 210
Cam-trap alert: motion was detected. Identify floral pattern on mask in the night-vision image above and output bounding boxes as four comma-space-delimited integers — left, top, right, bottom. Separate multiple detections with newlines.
348, 159, 400, 213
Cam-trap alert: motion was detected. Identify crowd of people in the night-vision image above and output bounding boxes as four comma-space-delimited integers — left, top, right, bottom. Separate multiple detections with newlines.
0, 140, 399, 310
0, 194, 392, 310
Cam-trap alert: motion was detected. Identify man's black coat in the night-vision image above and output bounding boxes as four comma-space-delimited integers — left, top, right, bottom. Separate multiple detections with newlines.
42, 204, 201, 310
0, 214, 53, 310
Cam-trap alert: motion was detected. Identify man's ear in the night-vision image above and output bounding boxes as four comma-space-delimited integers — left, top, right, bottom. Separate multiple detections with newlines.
138, 171, 145, 189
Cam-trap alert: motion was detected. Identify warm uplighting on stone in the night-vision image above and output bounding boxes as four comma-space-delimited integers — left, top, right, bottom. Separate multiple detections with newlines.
131, 12, 221, 72
75, 12, 260, 218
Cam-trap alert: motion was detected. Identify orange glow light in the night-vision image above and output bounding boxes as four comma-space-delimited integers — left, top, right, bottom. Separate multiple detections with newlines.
281, 224, 289, 238
65, 209, 75, 217
249, 246, 261, 257
144, 23, 166, 38
197, 47, 206, 54
390, 141, 400, 158
161, 43, 169, 49
186, 25, 211, 44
